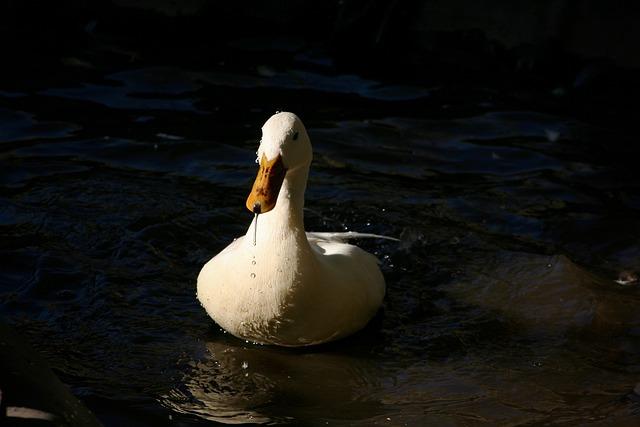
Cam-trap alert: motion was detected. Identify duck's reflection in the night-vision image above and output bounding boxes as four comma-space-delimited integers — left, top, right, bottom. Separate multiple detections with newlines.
161, 336, 385, 424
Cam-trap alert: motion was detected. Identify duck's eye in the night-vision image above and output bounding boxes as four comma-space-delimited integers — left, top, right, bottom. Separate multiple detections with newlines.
292, 131, 299, 141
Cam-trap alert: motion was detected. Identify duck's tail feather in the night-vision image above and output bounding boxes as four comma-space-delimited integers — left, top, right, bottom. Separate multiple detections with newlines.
307, 231, 399, 243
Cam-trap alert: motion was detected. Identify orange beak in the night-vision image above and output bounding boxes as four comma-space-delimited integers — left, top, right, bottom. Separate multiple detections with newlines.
246, 154, 287, 214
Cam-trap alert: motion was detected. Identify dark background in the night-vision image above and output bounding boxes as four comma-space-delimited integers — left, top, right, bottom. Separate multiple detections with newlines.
2, 1, 640, 426
3, 0, 640, 128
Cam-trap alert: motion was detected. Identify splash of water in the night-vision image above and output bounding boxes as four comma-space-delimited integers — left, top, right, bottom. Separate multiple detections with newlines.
253, 213, 258, 246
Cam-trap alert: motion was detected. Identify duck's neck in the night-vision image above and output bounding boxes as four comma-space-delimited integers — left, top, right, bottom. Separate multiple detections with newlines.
247, 164, 310, 248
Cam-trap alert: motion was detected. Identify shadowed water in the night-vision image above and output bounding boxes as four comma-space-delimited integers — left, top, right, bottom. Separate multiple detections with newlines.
1, 62, 640, 426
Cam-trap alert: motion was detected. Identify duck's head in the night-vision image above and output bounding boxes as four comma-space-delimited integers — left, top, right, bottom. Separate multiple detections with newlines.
246, 112, 311, 214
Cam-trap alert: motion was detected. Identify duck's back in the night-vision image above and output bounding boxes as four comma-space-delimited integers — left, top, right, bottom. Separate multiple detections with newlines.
307, 237, 385, 339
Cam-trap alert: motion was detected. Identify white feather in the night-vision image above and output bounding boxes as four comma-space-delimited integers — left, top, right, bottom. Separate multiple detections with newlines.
197, 112, 390, 346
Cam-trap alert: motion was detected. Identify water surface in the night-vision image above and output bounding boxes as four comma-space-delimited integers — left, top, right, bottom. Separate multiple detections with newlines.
1, 60, 640, 425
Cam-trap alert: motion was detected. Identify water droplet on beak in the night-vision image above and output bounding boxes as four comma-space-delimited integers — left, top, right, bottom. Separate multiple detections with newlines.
253, 212, 258, 246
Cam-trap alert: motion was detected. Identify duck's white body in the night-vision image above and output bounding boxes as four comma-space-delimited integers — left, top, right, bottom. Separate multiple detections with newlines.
197, 112, 386, 346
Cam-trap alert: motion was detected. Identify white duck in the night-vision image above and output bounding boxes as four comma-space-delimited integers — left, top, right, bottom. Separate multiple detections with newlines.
197, 112, 388, 346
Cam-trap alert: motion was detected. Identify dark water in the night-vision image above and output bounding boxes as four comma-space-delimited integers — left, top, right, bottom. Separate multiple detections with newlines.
2, 57, 640, 426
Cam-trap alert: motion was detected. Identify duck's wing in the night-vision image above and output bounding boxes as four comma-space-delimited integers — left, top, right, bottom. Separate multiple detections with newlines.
306, 231, 399, 244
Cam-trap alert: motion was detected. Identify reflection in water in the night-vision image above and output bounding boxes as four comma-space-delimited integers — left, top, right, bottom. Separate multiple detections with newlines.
161, 340, 384, 424
449, 253, 605, 333
160, 326, 640, 425
448, 252, 640, 337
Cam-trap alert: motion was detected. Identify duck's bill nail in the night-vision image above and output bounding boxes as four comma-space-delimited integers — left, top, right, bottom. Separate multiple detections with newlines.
246, 154, 286, 214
